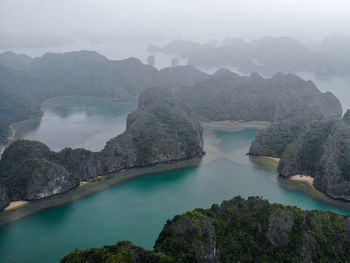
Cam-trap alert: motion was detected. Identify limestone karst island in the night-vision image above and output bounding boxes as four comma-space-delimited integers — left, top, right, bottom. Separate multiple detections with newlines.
1, 1, 350, 262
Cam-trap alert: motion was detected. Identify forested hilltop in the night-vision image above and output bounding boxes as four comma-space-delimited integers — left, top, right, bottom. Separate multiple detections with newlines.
62, 196, 350, 263
0, 88, 204, 210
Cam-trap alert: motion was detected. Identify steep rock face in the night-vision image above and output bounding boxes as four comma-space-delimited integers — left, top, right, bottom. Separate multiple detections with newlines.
175, 72, 342, 122
277, 119, 350, 200
0, 185, 9, 211
100, 87, 204, 170
155, 212, 218, 263
62, 196, 350, 263
0, 140, 78, 201
250, 116, 350, 200
56, 148, 103, 181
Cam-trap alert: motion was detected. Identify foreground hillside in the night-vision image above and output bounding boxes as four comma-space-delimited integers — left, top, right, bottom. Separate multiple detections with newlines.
62, 196, 350, 263
0, 88, 203, 210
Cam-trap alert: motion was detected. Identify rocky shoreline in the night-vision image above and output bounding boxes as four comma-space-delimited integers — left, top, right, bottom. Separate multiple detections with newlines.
248, 154, 350, 208
0, 156, 203, 226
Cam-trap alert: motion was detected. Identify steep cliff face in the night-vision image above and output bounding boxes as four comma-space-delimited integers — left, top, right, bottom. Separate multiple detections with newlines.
62, 196, 350, 263
277, 119, 350, 200
0, 185, 9, 211
100, 87, 204, 170
56, 148, 103, 181
175, 72, 342, 122
0, 87, 204, 209
250, 116, 350, 200
0, 140, 78, 201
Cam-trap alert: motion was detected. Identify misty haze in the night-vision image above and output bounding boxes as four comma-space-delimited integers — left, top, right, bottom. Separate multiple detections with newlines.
1, 1, 350, 262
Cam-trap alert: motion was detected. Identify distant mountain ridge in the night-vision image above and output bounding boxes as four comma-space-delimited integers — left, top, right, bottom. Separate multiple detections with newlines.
149, 35, 350, 77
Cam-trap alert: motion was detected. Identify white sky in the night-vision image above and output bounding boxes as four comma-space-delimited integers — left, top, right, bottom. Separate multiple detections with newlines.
1, 0, 350, 41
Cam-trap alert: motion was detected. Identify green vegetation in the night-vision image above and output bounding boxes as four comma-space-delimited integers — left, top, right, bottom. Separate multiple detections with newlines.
250, 115, 350, 201
0, 51, 208, 143
62, 196, 350, 262
0, 87, 204, 208
61, 241, 174, 263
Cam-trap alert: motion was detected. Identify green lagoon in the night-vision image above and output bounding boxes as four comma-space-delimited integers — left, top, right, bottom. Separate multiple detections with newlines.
1, 96, 350, 263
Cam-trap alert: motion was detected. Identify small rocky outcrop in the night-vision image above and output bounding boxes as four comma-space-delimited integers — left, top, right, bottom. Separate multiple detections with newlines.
62, 196, 350, 262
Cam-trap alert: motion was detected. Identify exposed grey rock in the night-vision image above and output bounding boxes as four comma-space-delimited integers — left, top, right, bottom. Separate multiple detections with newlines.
0, 140, 78, 201
100, 87, 204, 170
57, 148, 104, 181
253, 117, 350, 201
0, 184, 9, 210
266, 207, 294, 247
23, 159, 77, 200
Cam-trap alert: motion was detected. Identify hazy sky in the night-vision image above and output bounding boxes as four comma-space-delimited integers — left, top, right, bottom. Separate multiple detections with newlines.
1, 0, 350, 41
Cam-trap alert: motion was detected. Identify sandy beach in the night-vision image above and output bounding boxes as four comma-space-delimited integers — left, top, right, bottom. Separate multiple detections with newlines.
4, 201, 30, 211
259, 156, 280, 163
79, 181, 90, 187
290, 174, 314, 186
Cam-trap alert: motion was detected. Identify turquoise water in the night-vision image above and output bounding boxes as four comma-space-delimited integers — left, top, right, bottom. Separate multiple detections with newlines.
1, 97, 350, 263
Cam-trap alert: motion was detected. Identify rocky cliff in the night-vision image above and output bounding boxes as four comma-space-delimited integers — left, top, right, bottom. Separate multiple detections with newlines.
100, 87, 204, 170
62, 196, 350, 263
250, 116, 350, 200
0, 185, 9, 211
0, 140, 79, 201
0, 87, 204, 209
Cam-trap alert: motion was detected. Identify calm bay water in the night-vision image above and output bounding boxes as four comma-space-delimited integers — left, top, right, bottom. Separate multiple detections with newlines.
19, 96, 136, 152
1, 97, 350, 263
